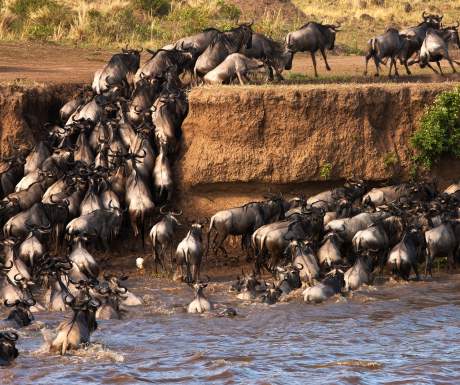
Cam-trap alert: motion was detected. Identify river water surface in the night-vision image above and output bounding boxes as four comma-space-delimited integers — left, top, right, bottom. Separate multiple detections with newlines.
2, 273, 460, 385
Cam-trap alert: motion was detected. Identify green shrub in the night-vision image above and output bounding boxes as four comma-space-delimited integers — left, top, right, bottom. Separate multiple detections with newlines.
133, 0, 170, 16
9, 0, 51, 17
320, 162, 333, 179
411, 87, 460, 168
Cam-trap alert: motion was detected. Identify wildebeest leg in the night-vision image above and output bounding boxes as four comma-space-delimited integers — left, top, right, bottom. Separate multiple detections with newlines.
403, 59, 412, 75
412, 262, 420, 281
425, 62, 439, 74
447, 252, 455, 273
364, 53, 372, 76
424, 249, 432, 278
388, 57, 394, 76
373, 56, 380, 76
446, 56, 457, 73
436, 61, 444, 76
392, 57, 400, 77
264, 64, 274, 81
320, 48, 331, 71
310, 52, 318, 77
236, 71, 246, 85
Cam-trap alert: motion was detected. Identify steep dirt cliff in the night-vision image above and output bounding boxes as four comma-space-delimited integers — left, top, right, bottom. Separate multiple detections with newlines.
177, 83, 460, 216
0, 83, 81, 157
0, 82, 459, 218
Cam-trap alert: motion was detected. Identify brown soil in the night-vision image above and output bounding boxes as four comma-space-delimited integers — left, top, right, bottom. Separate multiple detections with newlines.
175, 82, 460, 218
0, 83, 81, 157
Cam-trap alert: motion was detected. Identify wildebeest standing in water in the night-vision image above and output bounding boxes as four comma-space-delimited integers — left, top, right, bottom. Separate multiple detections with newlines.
285, 21, 341, 77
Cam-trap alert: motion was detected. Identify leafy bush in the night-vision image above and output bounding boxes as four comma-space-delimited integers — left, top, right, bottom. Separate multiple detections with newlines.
411, 87, 460, 168
320, 163, 333, 179
8, 0, 51, 17
134, 0, 170, 16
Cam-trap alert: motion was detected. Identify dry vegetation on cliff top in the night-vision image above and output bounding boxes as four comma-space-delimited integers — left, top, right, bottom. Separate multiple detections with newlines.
0, 0, 458, 53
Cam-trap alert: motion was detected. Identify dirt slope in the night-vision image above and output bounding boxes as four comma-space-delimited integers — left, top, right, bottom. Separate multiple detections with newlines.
176, 83, 460, 216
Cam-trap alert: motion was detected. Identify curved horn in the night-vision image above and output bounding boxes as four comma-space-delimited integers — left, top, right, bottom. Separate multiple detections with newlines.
4, 299, 20, 308
2, 331, 19, 341
159, 205, 168, 215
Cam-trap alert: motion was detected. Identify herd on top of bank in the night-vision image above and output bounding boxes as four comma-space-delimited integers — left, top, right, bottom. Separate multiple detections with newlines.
96, 10, 458, 86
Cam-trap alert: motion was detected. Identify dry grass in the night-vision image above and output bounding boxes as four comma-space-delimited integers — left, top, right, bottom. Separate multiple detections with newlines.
0, 0, 458, 52
292, 0, 460, 53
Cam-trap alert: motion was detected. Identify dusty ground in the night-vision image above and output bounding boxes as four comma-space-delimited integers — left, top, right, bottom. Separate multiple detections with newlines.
1, 41, 459, 84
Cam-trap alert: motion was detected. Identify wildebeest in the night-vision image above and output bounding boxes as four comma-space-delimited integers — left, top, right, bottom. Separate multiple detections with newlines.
398, 12, 443, 66
49, 291, 100, 355
65, 205, 123, 250
151, 88, 189, 155
3, 298, 36, 328
135, 49, 193, 84
176, 223, 205, 283
203, 53, 264, 85
364, 28, 410, 76
303, 268, 344, 303
92, 47, 142, 95
275, 263, 302, 295
285, 21, 341, 77
187, 280, 212, 314
241, 32, 294, 81
0, 154, 25, 199
194, 22, 254, 77
149, 207, 182, 271
289, 240, 320, 286
424, 221, 457, 277
173, 28, 221, 57
95, 279, 127, 320
0, 331, 19, 365
417, 26, 460, 74
208, 196, 285, 258
317, 232, 343, 268
24, 141, 50, 175
127, 77, 162, 125
387, 227, 423, 280
153, 140, 174, 203
344, 252, 373, 291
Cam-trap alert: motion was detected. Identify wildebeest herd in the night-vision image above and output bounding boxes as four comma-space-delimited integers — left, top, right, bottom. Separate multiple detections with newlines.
0, 15, 460, 366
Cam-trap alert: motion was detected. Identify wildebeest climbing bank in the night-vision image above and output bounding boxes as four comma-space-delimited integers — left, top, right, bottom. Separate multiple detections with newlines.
0, 3, 460, 384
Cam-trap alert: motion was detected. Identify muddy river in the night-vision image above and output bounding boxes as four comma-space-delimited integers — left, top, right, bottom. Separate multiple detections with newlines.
2, 273, 460, 385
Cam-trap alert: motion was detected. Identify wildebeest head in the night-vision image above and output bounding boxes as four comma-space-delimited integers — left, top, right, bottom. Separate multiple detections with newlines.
260, 283, 281, 305
160, 206, 182, 226
5, 298, 36, 327
322, 23, 341, 50
121, 46, 143, 73
441, 23, 460, 48
322, 268, 345, 293
421, 11, 443, 28
237, 21, 254, 49
276, 263, 303, 292
0, 331, 19, 365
